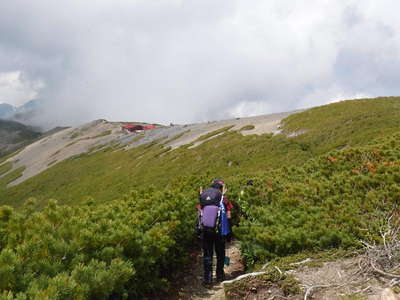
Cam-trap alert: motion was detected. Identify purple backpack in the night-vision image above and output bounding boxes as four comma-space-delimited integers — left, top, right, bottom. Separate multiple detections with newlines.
201, 205, 220, 228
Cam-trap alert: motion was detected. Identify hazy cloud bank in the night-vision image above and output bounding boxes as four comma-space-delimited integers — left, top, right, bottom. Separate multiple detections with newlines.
0, 0, 399, 127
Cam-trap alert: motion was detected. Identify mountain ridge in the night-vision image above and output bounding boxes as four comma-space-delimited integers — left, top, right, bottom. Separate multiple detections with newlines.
1, 96, 399, 208
0, 111, 294, 189
0, 119, 41, 157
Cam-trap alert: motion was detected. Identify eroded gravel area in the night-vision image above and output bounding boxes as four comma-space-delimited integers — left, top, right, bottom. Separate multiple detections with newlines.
0, 111, 296, 186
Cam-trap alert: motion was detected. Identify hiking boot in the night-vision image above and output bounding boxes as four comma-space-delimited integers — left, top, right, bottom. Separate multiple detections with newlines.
216, 273, 225, 282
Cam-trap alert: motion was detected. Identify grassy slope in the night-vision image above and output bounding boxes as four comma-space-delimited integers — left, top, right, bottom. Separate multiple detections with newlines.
282, 97, 400, 154
1, 97, 400, 207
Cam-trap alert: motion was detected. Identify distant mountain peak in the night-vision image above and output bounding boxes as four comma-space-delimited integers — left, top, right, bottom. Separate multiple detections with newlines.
0, 99, 42, 124
0, 103, 16, 119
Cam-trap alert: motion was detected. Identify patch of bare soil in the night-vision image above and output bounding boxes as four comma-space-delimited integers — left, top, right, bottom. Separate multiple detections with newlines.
168, 111, 294, 149
292, 256, 381, 299
1, 120, 126, 186
292, 220, 400, 299
224, 275, 300, 300
217, 254, 400, 300
290, 252, 400, 299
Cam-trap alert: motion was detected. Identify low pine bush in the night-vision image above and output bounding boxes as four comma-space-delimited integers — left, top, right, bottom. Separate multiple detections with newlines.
0, 186, 198, 298
234, 133, 400, 267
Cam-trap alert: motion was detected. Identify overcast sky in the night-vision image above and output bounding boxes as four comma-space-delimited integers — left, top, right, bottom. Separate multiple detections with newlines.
0, 0, 399, 127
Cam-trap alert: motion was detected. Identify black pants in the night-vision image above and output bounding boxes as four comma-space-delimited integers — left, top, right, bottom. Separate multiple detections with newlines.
202, 228, 225, 283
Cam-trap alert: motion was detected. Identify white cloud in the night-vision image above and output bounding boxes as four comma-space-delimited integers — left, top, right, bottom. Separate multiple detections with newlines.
227, 100, 273, 118
0, 71, 44, 106
297, 84, 373, 110
0, 0, 399, 127
329, 93, 371, 104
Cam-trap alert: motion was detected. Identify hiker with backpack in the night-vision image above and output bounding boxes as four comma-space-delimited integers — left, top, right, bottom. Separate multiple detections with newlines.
197, 179, 233, 285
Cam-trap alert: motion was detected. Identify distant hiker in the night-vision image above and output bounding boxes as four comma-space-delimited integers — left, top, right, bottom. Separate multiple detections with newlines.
197, 179, 233, 285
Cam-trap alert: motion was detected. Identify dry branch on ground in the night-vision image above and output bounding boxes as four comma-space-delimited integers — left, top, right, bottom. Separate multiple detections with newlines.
359, 214, 400, 281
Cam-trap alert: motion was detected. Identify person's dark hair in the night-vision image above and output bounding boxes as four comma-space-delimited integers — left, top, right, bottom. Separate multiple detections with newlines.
211, 178, 224, 190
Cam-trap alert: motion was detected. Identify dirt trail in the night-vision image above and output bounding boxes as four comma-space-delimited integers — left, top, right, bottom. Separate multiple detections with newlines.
171, 242, 244, 300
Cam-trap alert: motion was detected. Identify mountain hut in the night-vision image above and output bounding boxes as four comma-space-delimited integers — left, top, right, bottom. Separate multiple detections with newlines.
122, 124, 156, 133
